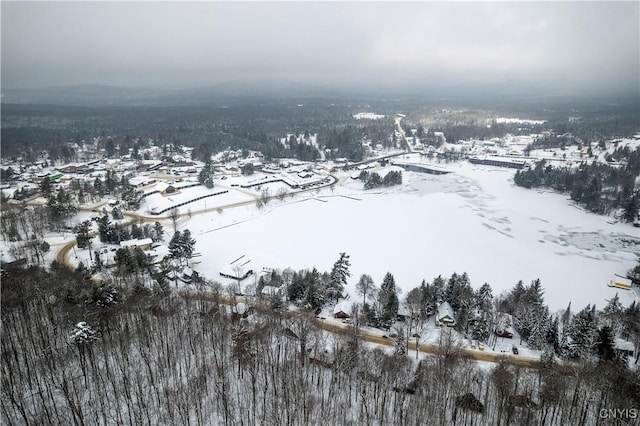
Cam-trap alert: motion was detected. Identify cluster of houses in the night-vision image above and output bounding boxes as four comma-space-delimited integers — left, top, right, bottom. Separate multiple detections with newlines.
331, 300, 458, 327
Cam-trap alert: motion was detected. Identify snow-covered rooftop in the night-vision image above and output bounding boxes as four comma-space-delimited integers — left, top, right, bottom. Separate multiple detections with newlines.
437, 302, 455, 320
333, 300, 353, 316
120, 238, 153, 248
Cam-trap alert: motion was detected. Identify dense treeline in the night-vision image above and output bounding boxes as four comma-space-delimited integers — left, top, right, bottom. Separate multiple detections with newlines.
514, 147, 640, 218
258, 263, 640, 366
400, 118, 544, 147
405, 96, 639, 147
4, 94, 638, 163
2, 102, 395, 163
543, 105, 640, 145
358, 170, 403, 189
2, 263, 640, 425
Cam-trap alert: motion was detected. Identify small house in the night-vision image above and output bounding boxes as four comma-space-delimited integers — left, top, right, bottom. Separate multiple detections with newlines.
128, 176, 156, 188
163, 185, 178, 195
436, 302, 456, 327
120, 238, 153, 251
397, 304, 411, 322
153, 181, 169, 193
614, 339, 635, 358
333, 300, 352, 319
494, 313, 515, 338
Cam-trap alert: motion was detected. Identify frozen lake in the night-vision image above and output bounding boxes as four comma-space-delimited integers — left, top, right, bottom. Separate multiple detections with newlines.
185, 160, 640, 312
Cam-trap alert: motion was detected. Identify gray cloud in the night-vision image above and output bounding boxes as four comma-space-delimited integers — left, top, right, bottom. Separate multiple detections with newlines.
2, 1, 638, 96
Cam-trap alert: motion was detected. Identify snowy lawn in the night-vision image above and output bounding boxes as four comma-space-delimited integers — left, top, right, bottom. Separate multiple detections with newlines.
141, 186, 255, 215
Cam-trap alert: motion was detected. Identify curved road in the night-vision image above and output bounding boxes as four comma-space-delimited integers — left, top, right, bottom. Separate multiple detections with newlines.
55, 239, 75, 266
56, 242, 547, 369
50, 153, 553, 370
54, 174, 340, 267
314, 317, 543, 369
179, 291, 549, 370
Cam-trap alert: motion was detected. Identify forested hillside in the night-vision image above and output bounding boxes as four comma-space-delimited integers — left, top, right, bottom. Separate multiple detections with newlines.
1, 102, 396, 163
2, 264, 639, 425
514, 146, 640, 219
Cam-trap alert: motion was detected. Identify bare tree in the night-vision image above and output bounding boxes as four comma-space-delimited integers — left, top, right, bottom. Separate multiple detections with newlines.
356, 274, 375, 305
169, 207, 179, 232
436, 327, 463, 369
276, 187, 288, 201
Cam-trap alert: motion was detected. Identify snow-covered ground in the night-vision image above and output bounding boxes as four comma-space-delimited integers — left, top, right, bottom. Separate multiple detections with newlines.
353, 112, 385, 120
495, 117, 546, 125
177, 156, 639, 312
141, 185, 255, 215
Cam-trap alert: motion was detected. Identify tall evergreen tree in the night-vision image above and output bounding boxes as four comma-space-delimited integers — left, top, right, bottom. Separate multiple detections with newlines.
621, 194, 639, 223
444, 272, 473, 312
153, 221, 164, 242
546, 317, 560, 354
303, 268, 324, 312
327, 252, 350, 302
361, 302, 379, 327
75, 220, 92, 249
595, 326, 617, 364
528, 307, 550, 350
378, 272, 399, 329
524, 279, 545, 307
114, 247, 135, 274
199, 159, 215, 188
511, 279, 546, 345
168, 231, 183, 263
418, 280, 434, 318
180, 229, 196, 266
620, 301, 640, 347
627, 263, 640, 286
427, 276, 446, 311
287, 273, 305, 303
39, 177, 52, 196
97, 213, 112, 243
474, 283, 494, 314
561, 302, 572, 331
567, 304, 598, 360
601, 293, 624, 335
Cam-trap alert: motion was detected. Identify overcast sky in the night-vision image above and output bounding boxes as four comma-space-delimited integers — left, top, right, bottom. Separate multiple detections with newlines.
2, 1, 638, 96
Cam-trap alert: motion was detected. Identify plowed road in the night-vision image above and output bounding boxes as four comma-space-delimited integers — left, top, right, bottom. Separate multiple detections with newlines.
52, 239, 546, 370
179, 291, 547, 369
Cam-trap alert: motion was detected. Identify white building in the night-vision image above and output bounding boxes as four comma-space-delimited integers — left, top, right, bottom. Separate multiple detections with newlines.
436, 302, 456, 327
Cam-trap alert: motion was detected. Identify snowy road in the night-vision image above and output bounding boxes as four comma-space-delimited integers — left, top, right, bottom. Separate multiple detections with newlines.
179, 290, 549, 369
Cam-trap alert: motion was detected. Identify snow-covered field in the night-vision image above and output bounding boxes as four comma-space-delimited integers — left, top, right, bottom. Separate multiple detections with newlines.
172, 158, 639, 312
141, 185, 255, 214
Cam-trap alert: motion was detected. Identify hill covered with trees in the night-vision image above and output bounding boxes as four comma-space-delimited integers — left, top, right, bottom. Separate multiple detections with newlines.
2, 259, 639, 425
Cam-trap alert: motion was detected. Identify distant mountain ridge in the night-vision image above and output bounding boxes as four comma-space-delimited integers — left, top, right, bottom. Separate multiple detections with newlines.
3, 81, 638, 111
1, 85, 163, 106
0, 81, 345, 107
